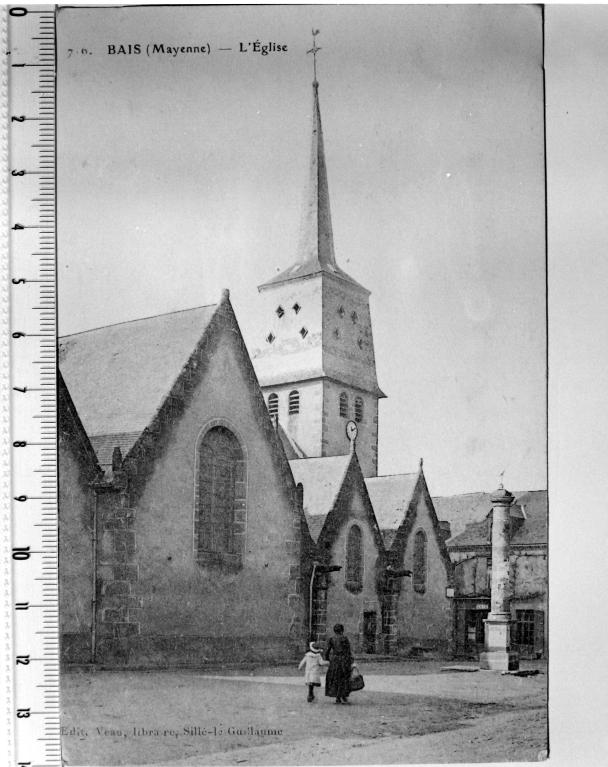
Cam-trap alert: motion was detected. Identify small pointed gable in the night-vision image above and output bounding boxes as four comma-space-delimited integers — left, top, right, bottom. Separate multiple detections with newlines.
289, 454, 351, 542
365, 473, 419, 548
290, 451, 386, 557
366, 466, 452, 580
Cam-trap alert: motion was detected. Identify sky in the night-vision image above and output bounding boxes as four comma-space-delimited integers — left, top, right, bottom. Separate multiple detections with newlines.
56, 5, 546, 497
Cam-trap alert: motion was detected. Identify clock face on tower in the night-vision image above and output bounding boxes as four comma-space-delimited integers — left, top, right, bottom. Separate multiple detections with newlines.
346, 420, 358, 443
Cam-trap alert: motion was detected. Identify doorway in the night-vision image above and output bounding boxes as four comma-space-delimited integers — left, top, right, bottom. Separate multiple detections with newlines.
464, 608, 488, 655
363, 610, 377, 654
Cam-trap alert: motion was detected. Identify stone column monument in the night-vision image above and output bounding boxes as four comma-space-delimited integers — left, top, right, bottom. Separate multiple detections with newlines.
479, 483, 520, 671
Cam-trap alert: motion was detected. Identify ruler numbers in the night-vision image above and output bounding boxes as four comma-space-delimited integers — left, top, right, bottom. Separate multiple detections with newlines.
8, 6, 60, 767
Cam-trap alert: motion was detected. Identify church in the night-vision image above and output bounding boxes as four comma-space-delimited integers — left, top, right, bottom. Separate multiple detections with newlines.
58, 71, 512, 666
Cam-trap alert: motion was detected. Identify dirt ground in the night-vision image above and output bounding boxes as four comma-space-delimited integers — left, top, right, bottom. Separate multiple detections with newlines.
60, 661, 547, 766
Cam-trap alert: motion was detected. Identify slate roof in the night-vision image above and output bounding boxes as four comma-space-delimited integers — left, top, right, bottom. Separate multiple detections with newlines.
510, 491, 547, 545
289, 454, 352, 541
432, 492, 496, 541
89, 432, 141, 472
58, 370, 103, 481
277, 424, 306, 460
445, 490, 547, 549
58, 304, 218, 460
365, 472, 419, 547
261, 259, 366, 292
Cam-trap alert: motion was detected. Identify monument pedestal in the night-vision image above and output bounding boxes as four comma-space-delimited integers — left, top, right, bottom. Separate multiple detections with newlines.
479, 650, 519, 671
479, 614, 519, 671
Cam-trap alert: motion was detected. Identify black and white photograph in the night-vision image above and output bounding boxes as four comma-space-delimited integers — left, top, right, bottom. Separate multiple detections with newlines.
52, 5, 549, 764
10, 3, 608, 766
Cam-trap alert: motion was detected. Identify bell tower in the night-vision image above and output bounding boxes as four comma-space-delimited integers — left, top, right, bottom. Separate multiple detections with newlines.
251, 35, 385, 477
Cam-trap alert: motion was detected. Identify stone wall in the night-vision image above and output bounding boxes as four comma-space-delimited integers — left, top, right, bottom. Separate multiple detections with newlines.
260, 379, 324, 460
394, 494, 453, 654
58, 433, 95, 663
323, 379, 378, 477
113, 322, 304, 666
321, 486, 383, 653
95, 491, 142, 664
452, 548, 547, 657
251, 267, 382, 479
252, 276, 324, 387
321, 277, 381, 396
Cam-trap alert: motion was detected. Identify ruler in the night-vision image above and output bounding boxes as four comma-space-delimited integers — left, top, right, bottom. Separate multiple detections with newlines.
7, 5, 60, 767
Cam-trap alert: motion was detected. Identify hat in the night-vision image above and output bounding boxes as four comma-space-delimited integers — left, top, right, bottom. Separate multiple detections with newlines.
309, 641, 322, 653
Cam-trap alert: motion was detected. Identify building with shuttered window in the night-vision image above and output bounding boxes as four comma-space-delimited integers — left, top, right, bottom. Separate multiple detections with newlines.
434, 490, 547, 659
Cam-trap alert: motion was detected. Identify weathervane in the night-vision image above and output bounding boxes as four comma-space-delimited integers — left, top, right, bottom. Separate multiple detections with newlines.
307, 28, 321, 84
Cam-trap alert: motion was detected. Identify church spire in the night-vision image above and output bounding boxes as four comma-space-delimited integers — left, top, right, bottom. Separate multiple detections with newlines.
252, 35, 385, 475
297, 72, 337, 269
259, 31, 364, 291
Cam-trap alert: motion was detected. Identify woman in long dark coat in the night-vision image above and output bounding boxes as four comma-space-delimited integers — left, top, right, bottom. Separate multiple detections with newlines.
324, 623, 353, 704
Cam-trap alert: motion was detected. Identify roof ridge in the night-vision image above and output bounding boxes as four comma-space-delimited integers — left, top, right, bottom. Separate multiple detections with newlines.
89, 429, 142, 439
432, 491, 489, 499
433, 488, 548, 499
289, 454, 350, 464
366, 471, 418, 481
513, 489, 548, 494
59, 302, 218, 339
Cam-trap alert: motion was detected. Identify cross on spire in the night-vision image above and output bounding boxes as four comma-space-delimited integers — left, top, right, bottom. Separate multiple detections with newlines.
307, 29, 321, 85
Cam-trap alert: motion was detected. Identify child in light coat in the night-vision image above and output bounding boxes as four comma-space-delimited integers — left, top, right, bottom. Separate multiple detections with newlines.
298, 642, 329, 702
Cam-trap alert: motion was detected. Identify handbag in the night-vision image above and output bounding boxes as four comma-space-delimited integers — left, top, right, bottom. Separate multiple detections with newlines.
349, 663, 365, 692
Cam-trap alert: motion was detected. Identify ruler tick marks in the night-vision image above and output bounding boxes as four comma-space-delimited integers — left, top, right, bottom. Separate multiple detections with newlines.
9, 7, 60, 766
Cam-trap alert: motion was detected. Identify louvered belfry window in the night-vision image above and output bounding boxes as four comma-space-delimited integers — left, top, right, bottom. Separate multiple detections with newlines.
413, 530, 427, 594
339, 392, 348, 418
288, 390, 300, 415
197, 426, 245, 567
268, 393, 278, 417
345, 525, 363, 592
354, 396, 364, 422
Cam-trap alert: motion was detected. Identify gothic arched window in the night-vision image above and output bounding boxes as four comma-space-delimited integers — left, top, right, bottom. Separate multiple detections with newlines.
354, 396, 364, 422
196, 426, 246, 568
267, 393, 278, 417
339, 392, 348, 418
413, 530, 427, 594
288, 390, 300, 415
345, 525, 363, 592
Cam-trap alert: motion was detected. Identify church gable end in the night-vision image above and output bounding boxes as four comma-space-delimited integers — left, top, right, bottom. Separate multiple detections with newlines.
393, 473, 453, 654
119, 294, 304, 665
315, 454, 388, 652
318, 452, 386, 558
